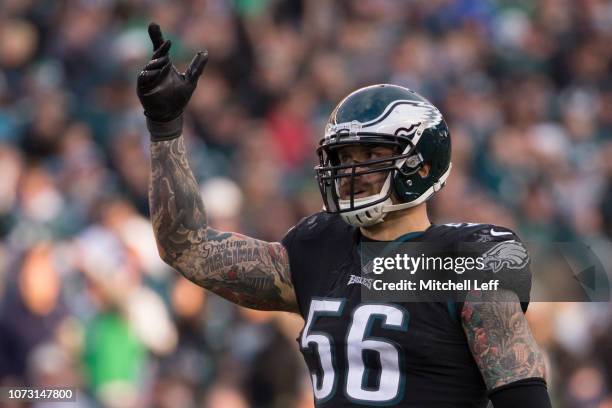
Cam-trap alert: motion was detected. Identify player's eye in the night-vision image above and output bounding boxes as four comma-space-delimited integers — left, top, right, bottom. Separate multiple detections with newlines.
371, 147, 392, 158
338, 153, 354, 165
336, 147, 392, 167
367, 148, 393, 166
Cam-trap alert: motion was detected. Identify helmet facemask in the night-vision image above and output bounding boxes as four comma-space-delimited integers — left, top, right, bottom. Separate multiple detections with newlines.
315, 137, 423, 227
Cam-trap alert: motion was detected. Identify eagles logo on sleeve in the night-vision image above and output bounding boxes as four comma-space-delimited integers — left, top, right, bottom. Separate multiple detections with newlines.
481, 240, 530, 273
463, 226, 533, 308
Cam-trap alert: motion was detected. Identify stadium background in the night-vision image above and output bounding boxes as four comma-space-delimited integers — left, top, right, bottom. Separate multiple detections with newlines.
0, 0, 611, 407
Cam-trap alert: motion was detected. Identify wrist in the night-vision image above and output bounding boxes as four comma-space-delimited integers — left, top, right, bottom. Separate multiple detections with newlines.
146, 114, 183, 141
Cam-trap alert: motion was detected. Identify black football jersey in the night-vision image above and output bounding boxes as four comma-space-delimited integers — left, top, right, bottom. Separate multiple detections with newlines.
281, 212, 531, 408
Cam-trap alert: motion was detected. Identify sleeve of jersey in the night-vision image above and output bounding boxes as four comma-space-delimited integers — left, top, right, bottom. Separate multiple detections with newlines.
280, 223, 302, 312
463, 226, 532, 313
281, 218, 315, 317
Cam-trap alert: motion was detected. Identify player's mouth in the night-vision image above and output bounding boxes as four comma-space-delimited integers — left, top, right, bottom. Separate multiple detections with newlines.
339, 184, 375, 200
353, 189, 370, 198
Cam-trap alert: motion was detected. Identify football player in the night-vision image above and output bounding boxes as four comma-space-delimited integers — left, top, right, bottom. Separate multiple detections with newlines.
137, 23, 551, 407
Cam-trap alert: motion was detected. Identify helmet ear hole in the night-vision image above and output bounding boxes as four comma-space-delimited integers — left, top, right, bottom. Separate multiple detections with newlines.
419, 162, 431, 178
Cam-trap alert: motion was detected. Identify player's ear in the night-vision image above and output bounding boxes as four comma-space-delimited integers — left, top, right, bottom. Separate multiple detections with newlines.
419, 163, 431, 178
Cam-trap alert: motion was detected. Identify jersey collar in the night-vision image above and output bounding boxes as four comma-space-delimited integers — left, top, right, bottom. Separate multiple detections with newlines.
359, 223, 434, 243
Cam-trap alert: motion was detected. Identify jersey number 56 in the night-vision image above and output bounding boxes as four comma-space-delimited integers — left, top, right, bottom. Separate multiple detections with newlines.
302, 299, 409, 405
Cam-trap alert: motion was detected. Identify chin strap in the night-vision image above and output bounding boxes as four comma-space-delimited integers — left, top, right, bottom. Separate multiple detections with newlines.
340, 198, 391, 227
338, 174, 393, 227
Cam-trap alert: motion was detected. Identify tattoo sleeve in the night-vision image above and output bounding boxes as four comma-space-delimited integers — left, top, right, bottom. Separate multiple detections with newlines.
149, 137, 298, 312
461, 290, 546, 390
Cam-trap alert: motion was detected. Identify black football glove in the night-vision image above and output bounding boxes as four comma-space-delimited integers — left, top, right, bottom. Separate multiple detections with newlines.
137, 23, 208, 141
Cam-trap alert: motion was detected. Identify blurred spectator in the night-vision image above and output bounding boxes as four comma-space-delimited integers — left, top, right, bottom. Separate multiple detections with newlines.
0, 243, 67, 381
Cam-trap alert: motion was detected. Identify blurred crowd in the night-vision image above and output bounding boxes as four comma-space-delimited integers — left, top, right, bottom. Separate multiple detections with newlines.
0, 0, 611, 407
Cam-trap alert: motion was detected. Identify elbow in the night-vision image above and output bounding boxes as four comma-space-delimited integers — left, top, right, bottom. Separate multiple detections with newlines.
158, 250, 189, 279
155, 243, 197, 282
155, 241, 177, 268
159, 253, 176, 268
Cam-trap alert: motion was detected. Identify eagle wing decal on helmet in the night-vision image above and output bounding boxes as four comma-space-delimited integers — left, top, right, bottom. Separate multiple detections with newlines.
362, 100, 443, 130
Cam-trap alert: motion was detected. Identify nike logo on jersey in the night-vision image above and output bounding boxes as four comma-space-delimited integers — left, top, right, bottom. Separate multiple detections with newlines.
490, 229, 513, 237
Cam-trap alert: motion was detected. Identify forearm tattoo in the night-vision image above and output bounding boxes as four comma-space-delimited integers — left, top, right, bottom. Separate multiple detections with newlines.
149, 137, 297, 312
461, 290, 546, 390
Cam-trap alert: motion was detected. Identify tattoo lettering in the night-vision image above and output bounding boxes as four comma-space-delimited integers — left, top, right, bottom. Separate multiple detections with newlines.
461, 290, 546, 390
149, 138, 297, 312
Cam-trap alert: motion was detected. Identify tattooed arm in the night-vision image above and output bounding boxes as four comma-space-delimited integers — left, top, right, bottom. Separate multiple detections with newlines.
149, 137, 298, 312
461, 290, 546, 390
138, 24, 296, 312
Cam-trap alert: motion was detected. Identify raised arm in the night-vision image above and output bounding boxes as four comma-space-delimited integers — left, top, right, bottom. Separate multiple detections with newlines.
149, 137, 297, 311
138, 23, 297, 312
461, 290, 550, 407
